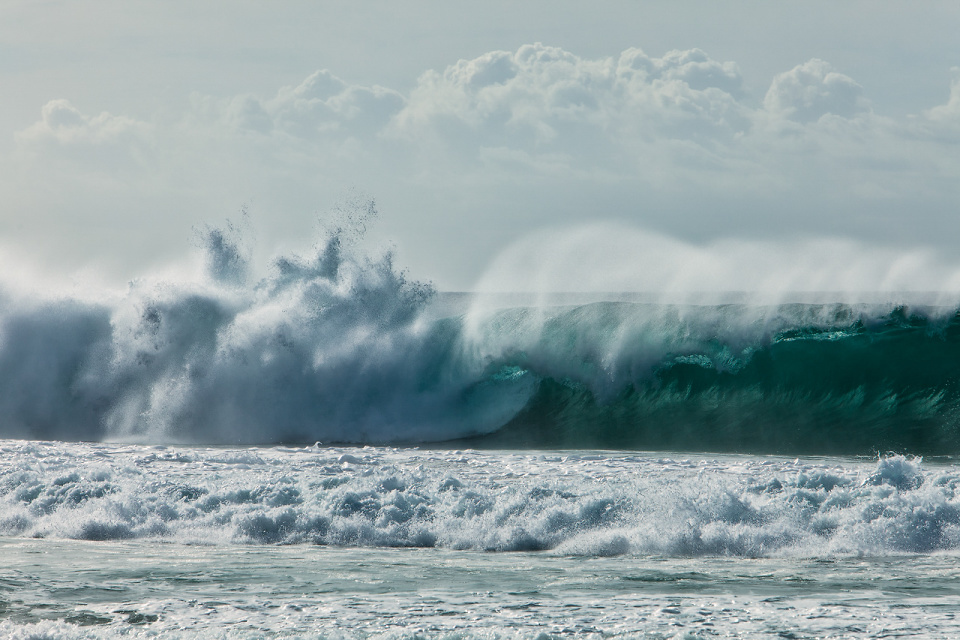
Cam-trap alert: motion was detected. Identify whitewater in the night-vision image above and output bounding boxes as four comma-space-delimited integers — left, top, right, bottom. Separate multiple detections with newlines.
4, 214, 960, 638
4, 443, 960, 638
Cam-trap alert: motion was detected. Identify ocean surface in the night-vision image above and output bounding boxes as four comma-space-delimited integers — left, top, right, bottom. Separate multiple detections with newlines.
3, 221, 960, 637
4, 444, 960, 638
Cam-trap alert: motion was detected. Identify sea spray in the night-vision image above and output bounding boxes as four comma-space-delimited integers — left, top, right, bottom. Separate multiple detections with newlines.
3, 216, 960, 452
469, 222, 960, 304
0, 207, 532, 444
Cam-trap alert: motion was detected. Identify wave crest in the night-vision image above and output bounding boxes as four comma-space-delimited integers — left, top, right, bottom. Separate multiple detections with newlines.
3, 215, 960, 453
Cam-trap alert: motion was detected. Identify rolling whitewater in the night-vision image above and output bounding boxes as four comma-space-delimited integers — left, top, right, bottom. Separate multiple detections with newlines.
3, 213, 960, 638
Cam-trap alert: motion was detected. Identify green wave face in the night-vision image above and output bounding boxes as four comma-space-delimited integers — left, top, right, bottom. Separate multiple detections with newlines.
464, 303, 960, 455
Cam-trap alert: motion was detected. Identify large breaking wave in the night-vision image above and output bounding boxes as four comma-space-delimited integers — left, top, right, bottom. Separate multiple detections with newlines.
2, 211, 960, 454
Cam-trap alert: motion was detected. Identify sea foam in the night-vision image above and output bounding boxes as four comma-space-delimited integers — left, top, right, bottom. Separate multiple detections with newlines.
2, 440, 960, 558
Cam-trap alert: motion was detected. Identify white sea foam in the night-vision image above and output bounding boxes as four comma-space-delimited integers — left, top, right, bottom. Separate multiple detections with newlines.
2, 440, 959, 558
5, 442, 960, 638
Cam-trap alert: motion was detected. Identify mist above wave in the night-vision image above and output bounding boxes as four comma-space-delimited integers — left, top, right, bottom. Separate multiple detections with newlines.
469, 223, 960, 306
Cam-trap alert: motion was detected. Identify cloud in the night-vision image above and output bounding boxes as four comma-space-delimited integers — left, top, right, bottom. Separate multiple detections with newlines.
636, 48, 745, 96
13, 99, 155, 184
18, 99, 150, 146
6, 45, 960, 290
921, 68, 960, 140
763, 59, 869, 123
927, 68, 960, 118
208, 70, 406, 140
391, 43, 750, 152
223, 94, 274, 133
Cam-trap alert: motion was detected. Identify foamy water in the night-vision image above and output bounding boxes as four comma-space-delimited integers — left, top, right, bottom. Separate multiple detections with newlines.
3, 441, 960, 638
5, 217, 960, 637
3, 441, 958, 556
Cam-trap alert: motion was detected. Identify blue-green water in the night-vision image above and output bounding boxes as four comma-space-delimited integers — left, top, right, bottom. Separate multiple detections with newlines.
4, 218, 960, 456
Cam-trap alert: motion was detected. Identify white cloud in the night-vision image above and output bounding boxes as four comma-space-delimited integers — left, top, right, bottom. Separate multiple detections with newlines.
219, 70, 407, 140
224, 95, 274, 134
5, 45, 960, 290
763, 59, 869, 123
921, 68, 960, 140
18, 99, 150, 146
13, 99, 155, 188
391, 43, 750, 151
181, 70, 405, 146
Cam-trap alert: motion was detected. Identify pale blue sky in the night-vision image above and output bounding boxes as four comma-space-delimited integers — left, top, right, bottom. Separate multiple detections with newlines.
2, 1, 959, 289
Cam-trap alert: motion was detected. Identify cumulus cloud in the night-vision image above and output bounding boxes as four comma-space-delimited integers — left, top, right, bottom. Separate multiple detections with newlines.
763, 59, 869, 123
391, 43, 750, 152
206, 70, 405, 140
223, 94, 274, 133
14, 48, 960, 202
18, 99, 150, 145
13, 99, 155, 184
922, 68, 960, 138
6, 44, 960, 289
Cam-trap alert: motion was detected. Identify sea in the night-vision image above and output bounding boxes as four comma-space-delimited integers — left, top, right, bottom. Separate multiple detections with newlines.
3, 221, 960, 638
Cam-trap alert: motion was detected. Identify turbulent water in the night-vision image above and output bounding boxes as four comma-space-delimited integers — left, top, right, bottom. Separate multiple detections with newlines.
1, 218, 960, 454
4, 217, 960, 637
5, 442, 960, 638
3, 443, 960, 638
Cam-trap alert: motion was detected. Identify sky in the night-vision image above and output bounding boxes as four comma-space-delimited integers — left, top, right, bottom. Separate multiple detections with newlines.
2, 1, 959, 291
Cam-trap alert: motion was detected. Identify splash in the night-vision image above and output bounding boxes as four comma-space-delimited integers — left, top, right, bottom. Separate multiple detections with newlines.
3, 217, 960, 453
0, 204, 528, 444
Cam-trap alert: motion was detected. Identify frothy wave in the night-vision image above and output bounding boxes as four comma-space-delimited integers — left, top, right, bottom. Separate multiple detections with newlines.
0, 212, 527, 445
2, 215, 960, 453
3, 442, 960, 558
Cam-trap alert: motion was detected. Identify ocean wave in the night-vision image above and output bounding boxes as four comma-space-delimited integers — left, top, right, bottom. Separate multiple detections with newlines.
2, 214, 960, 453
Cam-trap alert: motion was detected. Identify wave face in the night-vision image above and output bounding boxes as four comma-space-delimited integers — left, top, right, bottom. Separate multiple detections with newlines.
2, 219, 960, 453
467, 300, 960, 454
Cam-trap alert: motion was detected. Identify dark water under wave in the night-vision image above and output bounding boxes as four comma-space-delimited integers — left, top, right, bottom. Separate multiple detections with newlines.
2, 220, 960, 455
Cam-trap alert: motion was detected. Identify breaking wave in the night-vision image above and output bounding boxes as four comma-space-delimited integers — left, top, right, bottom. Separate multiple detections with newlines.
2, 210, 960, 454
